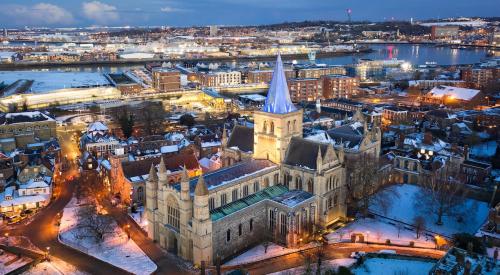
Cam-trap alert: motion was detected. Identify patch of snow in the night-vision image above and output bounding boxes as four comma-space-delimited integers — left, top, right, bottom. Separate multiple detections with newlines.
268, 258, 356, 275
352, 257, 436, 275
223, 242, 318, 266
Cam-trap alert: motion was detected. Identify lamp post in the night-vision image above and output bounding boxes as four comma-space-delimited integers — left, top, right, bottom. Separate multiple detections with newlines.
46, 246, 51, 260
4, 232, 9, 245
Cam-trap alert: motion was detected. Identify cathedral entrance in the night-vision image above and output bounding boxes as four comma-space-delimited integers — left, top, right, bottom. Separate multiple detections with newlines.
167, 230, 178, 255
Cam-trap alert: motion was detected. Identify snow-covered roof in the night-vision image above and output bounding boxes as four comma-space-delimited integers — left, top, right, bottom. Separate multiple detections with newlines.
428, 85, 480, 101
160, 145, 179, 154
87, 121, 108, 132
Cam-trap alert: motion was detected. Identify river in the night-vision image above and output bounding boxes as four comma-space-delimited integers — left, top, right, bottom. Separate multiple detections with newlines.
0, 44, 489, 74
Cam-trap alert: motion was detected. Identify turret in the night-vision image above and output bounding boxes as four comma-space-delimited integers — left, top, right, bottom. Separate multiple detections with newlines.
221, 125, 227, 148
145, 163, 158, 239
158, 156, 167, 183
192, 172, 213, 265
180, 165, 190, 201
316, 146, 323, 174
194, 174, 210, 220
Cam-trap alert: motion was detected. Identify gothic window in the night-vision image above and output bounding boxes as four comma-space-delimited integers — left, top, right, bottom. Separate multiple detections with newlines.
327, 197, 333, 209
280, 213, 287, 236
263, 121, 267, 133
220, 193, 227, 206
238, 224, 242, 236
232, 189, 239, 201
209, 197, 215, 210
334, 194, 338, 206
269, 209, 276, 232
254, 181, 260, 192
273, 173, 279, 185
295, 176, 303, 190
270, 121, 275, 134
293, 120, 297, 131
226, 229, 231, 242
250, 219, 254, 231
137, 186, 144, 202
167, 196, 180, 230
287, 121, 291, 133
243, 185, 249, 197
307, 179, 314, 194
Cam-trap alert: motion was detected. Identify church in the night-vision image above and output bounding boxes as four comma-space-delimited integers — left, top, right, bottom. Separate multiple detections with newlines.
145, 54, 380, 266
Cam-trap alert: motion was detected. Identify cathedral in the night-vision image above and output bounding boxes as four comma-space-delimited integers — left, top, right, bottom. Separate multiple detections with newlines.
145, 54, 381, 266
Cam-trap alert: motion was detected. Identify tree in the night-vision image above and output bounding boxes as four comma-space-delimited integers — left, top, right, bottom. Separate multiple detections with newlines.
75, 204, 115, 243
141, 102, 166, 135
21, 101, 28, 111
119, 109, 134, 138
415, 163, 467, 225
180, 114, 195, 127
345, 153, 396, 216
413, 215, 426, 239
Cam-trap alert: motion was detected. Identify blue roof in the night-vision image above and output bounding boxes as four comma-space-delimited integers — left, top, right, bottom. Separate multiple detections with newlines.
262, 54, 298, 114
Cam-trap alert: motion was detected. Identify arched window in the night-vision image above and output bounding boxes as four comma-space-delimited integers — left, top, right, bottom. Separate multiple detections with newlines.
263, 121, 267, 133
307, 179, 314, 194
295, 176, 303, 190
137, 186, 144, 202
209, 197, 215, 210
250, 219, 254, 231
287, 121, 291, 133
254, 181, 260, 192
167, 196, 180, 230
293, 120, 297, 131
270, 121, 275, 134
226, 229, 231, 242
273, 174, 279, 185
238, 223, 243, 236
243, 185, 249, 197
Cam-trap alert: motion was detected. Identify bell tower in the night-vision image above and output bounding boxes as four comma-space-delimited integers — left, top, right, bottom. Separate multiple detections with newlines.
254, 53, 303, 164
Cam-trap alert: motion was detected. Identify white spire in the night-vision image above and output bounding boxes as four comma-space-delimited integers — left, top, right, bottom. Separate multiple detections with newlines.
262, 53, 297, 114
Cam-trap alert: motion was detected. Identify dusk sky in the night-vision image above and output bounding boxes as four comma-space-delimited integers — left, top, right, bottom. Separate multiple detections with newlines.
0, 0, 498, 28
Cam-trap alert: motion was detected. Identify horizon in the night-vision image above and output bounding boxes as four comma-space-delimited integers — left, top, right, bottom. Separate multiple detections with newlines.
0, 0, 498, 29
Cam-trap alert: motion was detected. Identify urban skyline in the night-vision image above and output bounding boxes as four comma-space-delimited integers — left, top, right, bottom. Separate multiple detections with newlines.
0, 0, 499, 28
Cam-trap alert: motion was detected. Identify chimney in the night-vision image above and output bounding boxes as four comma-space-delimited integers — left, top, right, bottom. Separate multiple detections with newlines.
423, 132, 433, 145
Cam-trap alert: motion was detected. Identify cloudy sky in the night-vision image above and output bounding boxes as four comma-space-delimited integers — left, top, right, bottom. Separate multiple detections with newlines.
0, 0, 498, 28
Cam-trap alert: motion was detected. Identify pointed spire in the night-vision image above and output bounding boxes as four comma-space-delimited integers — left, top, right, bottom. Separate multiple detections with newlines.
262, 53, 297, 114
194, 173, 209, 196
221, 125, 227, 147
181, 165, 189, 182
316, 146, 323, 172
148, 163, 158, 182
158, 156, 167, 174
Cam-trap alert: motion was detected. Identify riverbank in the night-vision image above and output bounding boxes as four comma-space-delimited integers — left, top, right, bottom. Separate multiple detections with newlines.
0, 48, 372, 70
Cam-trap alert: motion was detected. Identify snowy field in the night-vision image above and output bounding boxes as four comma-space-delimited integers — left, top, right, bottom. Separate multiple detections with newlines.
59, 198, 157, 275
370, 184, 489, 237
22, 257, 89, 275
223, 242, 318, 266
351, 257, 436, 275
470, 141, 497, 158
326, 217, 436, 248
0, 71, 109, 93
268, 258, 356, 275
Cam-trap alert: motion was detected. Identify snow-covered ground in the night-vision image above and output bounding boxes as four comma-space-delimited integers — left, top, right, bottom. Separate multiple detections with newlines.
351, 257, 436, 275
59, 198, 157, 275
129, 206, 148, 231
470, 140, 497, 158
268, 258, 356, 275
326, 217, 436, 248
22, 257, 89, 275
223, 242, 318, 266
0, 71, 110, 93
370, 184, 489, 237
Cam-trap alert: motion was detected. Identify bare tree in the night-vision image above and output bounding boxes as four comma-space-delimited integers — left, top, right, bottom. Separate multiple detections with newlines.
345, 153, 395, 216
413, 215, 426, 239
75, 204, 115, 243
415, 163, 467, 225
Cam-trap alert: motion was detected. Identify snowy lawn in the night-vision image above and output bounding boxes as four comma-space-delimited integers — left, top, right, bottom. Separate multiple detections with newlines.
326, 217, 435, 248
22, 257, 89, 275
223, 242, 318, 266
129, 206, 148, 231
370, 184, 489, 237
268, 258, 356, 275
351, 257, 436, 275
59, 198, 157, 275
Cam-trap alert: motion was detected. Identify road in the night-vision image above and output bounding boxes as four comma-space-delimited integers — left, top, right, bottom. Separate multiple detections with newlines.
221, 243, 445, 275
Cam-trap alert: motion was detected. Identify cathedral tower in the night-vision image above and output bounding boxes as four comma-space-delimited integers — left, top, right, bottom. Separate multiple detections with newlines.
145, 163, 158, 239
253, 54, 303, 164
192, 174, 213, 265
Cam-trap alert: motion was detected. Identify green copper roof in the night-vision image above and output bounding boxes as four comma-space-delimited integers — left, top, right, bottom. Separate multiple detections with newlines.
210, 185, 289, 221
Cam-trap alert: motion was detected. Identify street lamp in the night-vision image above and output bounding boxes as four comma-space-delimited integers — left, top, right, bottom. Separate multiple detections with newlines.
366, 231, 370, 243
46, 246, 51, 260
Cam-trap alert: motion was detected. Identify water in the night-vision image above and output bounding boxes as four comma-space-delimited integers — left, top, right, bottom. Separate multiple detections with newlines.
0, 44, 489, 74
317, 44, 488, 66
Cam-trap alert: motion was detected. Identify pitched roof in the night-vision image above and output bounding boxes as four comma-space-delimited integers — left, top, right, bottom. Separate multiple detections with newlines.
326, 122, 365, 148
173, 159, 277, 194
284, 137, 329, 170
122, 153, 199, 180
227, 125, 254, 153
210, 185, 289, 221
262, 54, 297, 114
